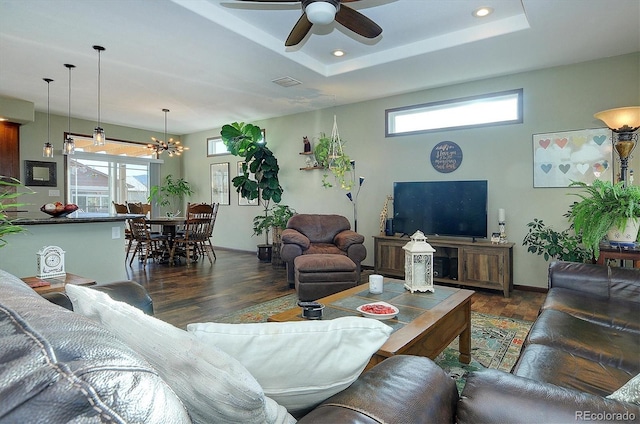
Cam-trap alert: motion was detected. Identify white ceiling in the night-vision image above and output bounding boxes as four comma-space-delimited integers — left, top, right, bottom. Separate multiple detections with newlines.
0, 0, 638, 135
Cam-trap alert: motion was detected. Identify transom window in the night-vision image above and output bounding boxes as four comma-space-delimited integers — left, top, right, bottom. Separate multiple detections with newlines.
386, 89, 523, 137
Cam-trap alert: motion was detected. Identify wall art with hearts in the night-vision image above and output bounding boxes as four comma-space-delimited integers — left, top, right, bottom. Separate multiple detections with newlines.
532, 128, 613, 188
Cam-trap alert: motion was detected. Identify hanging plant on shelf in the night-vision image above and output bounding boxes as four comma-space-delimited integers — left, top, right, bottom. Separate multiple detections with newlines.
314, 115, 354, 190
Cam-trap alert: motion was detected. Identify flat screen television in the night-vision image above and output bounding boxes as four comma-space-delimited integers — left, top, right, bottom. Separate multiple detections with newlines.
393, 180, 488, 240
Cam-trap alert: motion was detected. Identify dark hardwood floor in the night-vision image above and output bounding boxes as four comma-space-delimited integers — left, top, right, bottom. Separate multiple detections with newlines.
126, 248, 546, 329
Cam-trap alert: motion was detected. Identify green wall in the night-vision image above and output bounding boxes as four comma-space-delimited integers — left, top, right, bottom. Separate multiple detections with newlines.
181, 52, 640, 289
17, 112, 182, 213
13, 52, 639, 289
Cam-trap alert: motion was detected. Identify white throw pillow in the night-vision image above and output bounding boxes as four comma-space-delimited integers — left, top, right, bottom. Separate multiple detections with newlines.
65, 284, 294, 424
187, 316, 392, 413
607, 373, 640, 406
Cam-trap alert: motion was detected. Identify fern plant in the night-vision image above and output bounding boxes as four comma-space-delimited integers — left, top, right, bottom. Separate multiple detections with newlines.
568, 180, 640, 258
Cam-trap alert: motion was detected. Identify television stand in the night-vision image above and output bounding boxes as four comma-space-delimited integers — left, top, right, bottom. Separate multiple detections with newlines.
373, 235, 514, 297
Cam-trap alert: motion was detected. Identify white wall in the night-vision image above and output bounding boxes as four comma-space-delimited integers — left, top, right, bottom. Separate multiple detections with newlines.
180, 53, 640, 289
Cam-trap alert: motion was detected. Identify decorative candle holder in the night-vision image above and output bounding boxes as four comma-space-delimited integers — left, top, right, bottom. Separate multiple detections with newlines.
498, 208, 508, 243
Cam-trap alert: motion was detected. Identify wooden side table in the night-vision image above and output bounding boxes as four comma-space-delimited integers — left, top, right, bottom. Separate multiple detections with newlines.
596, 245, 640, 269
21, 273, 97, 295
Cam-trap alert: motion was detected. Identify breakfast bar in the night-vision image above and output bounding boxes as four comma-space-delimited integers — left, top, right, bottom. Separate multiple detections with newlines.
0, 213, 136, 283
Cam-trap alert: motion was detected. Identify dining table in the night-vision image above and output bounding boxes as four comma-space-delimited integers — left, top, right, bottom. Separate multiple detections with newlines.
146, 216, 186, 239
145, 217, 187, 263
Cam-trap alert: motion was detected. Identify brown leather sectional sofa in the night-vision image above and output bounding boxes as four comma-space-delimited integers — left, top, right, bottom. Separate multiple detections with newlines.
458, 261, 640, 423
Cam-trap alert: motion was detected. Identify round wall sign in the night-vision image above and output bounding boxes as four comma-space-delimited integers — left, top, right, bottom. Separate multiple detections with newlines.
430, 141, 463, 173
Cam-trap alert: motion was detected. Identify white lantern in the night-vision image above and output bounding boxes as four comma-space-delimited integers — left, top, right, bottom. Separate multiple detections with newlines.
402, 230, 436, 293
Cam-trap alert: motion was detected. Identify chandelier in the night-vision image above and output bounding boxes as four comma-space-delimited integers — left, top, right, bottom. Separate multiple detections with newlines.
147, 108, 188, 157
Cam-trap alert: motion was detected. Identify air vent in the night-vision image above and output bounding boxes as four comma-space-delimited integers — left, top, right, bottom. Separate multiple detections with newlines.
272, 76, 302, 87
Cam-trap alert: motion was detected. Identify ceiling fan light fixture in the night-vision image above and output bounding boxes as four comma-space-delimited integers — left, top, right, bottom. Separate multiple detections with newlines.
306, 2, 337, 25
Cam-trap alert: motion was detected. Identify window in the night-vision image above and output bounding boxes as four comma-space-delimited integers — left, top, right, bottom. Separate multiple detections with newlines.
207, 136, 230, 156
66, 153, 161, 215
386, 89, 523, 137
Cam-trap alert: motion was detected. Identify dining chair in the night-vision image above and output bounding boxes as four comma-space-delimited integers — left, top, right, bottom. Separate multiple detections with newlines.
170, 203, 215, 266
127, 217, 168, 267
113, 201, 135, 262
191, 202, 218, 261
126, 202, 143, 214
204, 203, 219, 260
112, 201, 128, 214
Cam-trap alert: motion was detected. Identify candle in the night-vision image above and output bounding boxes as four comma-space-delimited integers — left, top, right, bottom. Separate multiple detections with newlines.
498, 208, 506, 222
369, 274, 384, 294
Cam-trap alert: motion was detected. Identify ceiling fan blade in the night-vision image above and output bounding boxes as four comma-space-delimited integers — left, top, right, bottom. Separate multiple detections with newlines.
236, 0, 300, 2
286, 13, 313, 46
335, 4, 382, 39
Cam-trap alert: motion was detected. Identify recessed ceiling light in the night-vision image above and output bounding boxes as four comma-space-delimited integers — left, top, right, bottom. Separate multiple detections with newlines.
473, 7, 493, 18
332, 49, 345, 57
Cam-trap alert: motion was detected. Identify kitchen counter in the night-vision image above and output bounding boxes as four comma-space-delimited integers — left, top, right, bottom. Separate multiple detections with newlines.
1, 215, 134, 283
15, 213, 141, 225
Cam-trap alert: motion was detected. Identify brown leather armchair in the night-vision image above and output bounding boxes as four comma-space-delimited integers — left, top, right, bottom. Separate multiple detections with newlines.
280, 214, 367, 286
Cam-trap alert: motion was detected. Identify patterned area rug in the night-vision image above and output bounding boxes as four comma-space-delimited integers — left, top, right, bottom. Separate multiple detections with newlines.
215, 293, 532, 392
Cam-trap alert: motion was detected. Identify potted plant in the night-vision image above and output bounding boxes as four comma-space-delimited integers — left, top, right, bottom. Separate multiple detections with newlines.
252, 204, 296, 267
148, 174, 194, 217
314, 133, 353, 190
221, 122, 284, 262
0, 177, 32, 248
568, 180, 640, 258
522, 218, 591, 263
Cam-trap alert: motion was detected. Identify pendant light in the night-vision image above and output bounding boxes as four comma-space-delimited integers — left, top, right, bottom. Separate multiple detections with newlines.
42, 78, 54, 158
147, 108, 188, 157
63, 63, 76, 155
92, 45, 106, 146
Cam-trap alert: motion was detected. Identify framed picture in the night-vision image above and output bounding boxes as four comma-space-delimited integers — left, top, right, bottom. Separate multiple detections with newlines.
532, 128, 613, 188
25, 160, 57, 187
237, 161, 259, 206
210, 162, 230, 205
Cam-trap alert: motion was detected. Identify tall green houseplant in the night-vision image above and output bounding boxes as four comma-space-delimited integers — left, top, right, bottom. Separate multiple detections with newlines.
148, 174, 194, 216
568, 180, 640, 258
221, 122, 284, 247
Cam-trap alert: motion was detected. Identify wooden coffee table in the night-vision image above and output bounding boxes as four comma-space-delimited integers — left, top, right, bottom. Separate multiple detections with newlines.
21, 273, 96, 295
269, 278, 474, 370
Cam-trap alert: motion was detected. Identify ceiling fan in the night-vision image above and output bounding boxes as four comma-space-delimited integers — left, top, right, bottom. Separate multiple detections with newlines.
237, 0, 382, 47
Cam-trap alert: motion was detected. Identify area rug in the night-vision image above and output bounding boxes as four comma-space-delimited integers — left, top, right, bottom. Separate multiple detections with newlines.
214, 293, 532, 392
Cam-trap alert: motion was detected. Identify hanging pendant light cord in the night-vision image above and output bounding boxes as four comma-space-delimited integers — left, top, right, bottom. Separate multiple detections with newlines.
164, 109, 168, 144
67, 66, 72, 134
97, 49, 101, 128
45, 78, 52, 142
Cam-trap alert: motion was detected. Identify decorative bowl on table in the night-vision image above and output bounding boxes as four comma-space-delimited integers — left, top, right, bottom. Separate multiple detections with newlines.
40, 203, 78, 217
357, 301, 399, 320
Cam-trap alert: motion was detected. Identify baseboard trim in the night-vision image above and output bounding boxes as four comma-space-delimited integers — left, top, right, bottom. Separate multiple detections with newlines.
513, 284, 548, 293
